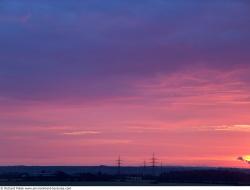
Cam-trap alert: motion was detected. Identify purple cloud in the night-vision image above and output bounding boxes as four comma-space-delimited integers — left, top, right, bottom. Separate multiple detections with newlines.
0, 0, 250, 104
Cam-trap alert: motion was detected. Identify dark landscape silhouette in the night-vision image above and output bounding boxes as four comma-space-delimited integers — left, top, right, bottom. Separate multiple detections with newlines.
1, 165, 250, 186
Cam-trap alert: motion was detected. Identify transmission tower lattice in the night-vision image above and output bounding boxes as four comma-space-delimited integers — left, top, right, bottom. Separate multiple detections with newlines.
150, 153, 158, 175
116, 155, 122, 175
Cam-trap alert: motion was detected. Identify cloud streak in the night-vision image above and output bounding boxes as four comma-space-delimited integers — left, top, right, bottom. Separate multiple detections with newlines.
63, 130, 101, 136
193, 124, 250, 132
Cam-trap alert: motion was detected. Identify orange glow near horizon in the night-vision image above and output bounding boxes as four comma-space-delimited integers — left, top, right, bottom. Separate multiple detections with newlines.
242, 156, 250, 162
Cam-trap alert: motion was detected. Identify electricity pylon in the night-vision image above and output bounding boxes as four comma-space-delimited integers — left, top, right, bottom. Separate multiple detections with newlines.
150, 153, 157, 176
116, 155, 122, 175
143, 160, 147, 176
160, 161, 163, 174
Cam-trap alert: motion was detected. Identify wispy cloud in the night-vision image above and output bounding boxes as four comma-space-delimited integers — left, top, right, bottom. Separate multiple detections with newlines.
195, 124, 250, 132
97, 139, 132, 145
63, 130, 101, 136
132, 68, 250, 107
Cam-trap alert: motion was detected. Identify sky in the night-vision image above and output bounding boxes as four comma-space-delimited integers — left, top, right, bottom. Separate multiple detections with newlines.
0, 0, 250, 167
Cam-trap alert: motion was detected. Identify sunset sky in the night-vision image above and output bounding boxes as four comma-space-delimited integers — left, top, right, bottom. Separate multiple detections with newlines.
1, 0, 250, 167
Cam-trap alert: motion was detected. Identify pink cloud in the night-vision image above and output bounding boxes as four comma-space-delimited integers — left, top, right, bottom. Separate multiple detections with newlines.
1, 67, 250, 167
